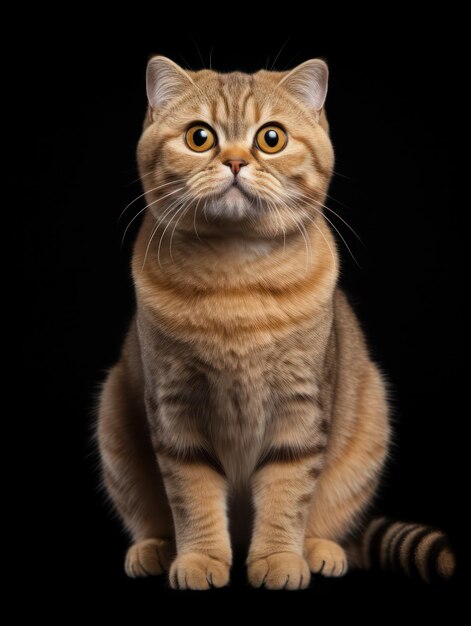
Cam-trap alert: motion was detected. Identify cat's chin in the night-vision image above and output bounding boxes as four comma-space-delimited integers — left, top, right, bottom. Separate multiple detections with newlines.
204, 186, 253, 220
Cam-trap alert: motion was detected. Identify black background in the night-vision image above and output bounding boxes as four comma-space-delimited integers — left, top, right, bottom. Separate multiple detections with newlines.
23, 13, 464, 615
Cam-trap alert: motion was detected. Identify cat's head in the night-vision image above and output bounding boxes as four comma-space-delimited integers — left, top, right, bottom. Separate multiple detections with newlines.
137, 57, 334, 237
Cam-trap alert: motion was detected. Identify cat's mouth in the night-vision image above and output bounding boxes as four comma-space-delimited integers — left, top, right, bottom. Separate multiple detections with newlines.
225, 181, 253, 201
201, 180, 255, 219
221, 181, 256, 215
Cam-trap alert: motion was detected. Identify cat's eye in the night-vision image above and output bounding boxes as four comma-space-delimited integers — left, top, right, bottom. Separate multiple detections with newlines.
255, 125, 287, 154
185, 124, 217, 152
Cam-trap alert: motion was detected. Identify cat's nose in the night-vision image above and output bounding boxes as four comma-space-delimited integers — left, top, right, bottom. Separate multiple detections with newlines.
224, 159, 248, 176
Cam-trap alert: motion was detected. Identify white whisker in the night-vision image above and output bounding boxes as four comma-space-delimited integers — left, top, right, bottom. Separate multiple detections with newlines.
296, 197, 359, 267
141, 191, 192, 269
310, 218, 337, 273
119, 179, 185, 221
125, 170, 154, 187
142, 202, 182, 271
318, 201, 364, 245
290, 187, 363, 244
169, 199, 194, 261
141, 218, 159, 271
266, 198, 286, 250
121, 186, 185, 246
158, 201, 190, 268
270, 38, 290, 71
262, 190, 311, 273
284, 188, 360, 266
193, 197, 202, 241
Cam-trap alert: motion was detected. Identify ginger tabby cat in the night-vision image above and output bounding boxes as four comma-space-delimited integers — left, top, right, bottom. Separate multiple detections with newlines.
97, 57, 455, 589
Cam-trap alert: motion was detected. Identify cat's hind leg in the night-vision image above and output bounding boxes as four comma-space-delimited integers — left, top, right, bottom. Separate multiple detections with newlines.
304, 363, 389, 577
97, 360, 174, 577
304, 538, 348, 577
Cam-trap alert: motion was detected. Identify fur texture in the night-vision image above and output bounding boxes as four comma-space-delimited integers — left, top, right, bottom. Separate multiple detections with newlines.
97, 57, 455, 589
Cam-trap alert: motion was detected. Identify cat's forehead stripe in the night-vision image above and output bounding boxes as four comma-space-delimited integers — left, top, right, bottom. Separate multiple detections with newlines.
197, 74, 261, 140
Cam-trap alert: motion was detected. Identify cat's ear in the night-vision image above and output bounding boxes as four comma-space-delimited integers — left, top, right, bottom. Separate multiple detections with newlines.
279, 59, 329, 112
146, 56, 194, 109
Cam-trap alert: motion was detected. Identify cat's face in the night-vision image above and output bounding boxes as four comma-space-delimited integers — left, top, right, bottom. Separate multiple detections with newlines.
137, 57, 334, 237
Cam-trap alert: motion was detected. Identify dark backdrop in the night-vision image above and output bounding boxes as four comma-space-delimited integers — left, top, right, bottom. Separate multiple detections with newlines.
22, 16, 464, 614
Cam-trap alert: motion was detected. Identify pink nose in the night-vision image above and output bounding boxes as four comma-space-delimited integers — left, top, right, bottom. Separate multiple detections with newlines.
224, 159, 247, 176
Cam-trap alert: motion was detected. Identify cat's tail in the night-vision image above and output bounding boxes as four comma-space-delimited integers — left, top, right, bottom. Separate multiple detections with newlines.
352, 517, 456, 583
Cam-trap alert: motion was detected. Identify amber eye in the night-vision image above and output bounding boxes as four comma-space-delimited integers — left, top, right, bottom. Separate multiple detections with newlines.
255, 125, 287, 154
185, 124, 217, 152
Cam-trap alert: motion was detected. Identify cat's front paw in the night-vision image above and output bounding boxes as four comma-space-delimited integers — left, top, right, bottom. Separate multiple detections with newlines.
248, 552, 310, 590
125, 538, 174, 578
304, 538, 348, 577
169, 553, 230, 590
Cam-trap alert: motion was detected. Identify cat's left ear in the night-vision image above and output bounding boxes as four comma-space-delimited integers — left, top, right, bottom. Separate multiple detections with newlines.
279, 59, 329, 112
146, 56, 194, 110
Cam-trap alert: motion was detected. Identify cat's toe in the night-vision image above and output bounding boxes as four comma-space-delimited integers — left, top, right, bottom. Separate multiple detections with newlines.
169, 553, 230, 590
248, 552, 310, 590
125, 538, 174, 578
305, 538, 348, 577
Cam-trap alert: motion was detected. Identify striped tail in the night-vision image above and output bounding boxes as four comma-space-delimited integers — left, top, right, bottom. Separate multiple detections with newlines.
360, 517, 456, 583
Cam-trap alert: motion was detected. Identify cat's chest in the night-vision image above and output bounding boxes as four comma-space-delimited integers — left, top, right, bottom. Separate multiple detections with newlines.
138, 278, 318, 366
208, 369, 270, 481
208, 368, 273, 442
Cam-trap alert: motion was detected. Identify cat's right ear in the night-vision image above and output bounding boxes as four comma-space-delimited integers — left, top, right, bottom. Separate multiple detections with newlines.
279, 59, 329, 113
146, 56, 194, 111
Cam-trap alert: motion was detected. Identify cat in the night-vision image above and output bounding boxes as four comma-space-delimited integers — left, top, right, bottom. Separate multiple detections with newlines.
97, 56, 455, 589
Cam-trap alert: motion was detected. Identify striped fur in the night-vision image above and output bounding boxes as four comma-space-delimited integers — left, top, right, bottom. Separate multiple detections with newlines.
97, 56, 456, 590
361, 517, 456, 582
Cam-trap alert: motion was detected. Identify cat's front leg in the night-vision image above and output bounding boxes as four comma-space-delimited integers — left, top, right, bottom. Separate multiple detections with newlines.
247, 455, 323, 590
157, 452, 231, 590
247, 399, 327, 590
147, 361, 232, 590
